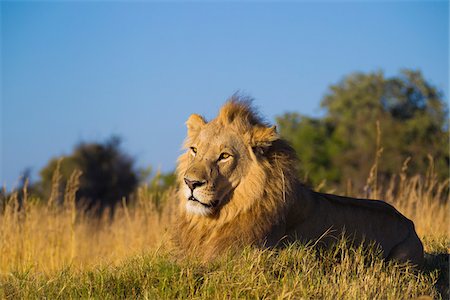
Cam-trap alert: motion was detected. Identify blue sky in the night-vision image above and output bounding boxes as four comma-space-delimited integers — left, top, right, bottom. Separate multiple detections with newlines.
1, 1, 448, 188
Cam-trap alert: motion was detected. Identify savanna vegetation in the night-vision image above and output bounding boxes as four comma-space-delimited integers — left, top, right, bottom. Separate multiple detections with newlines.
277, 70, 448, 190
0, 69, 448, 299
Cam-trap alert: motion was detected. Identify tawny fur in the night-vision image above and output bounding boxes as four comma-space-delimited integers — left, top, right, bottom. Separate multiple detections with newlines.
174, 97, 424, 266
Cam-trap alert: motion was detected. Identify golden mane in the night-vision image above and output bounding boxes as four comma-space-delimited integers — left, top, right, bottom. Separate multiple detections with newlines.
175, 98, 299, 258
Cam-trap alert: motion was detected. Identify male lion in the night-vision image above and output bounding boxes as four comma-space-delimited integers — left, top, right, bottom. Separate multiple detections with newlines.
175, 97, 424, 266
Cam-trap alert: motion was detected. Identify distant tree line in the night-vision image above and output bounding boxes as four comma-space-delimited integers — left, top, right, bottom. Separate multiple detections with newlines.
32, 136, 140, 215
0, 136, 164, 215
277, 69, 448, 190
3, 69, 447, 215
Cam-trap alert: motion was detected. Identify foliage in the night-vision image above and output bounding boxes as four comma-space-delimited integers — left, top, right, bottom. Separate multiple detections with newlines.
35, 136, 139, 214
277, 70, 449, 189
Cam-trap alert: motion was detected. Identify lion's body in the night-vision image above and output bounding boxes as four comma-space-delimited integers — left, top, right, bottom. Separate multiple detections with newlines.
286, 190, 423, 264
175, 98, 424, 266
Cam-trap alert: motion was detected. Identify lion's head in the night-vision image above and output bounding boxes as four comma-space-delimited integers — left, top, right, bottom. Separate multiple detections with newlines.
177, 97, 298, 219
174, 97, 299, 258
173, 96, 298, 259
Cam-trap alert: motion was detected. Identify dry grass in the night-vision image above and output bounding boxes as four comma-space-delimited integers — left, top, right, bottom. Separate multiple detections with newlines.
0, 242, 441, 299
0, 176, 177, 273
0, 158, 448, 299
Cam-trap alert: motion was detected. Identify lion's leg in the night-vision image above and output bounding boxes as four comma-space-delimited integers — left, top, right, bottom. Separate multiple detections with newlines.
386, 229, 424, 267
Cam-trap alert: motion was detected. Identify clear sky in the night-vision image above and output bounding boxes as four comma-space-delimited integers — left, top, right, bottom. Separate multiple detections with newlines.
1, 1, 448, 188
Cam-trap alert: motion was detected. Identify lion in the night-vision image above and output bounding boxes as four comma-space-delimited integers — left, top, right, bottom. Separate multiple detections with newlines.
174, 96, 424, 266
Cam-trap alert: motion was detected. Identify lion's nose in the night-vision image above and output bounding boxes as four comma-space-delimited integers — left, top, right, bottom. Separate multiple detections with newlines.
184, 177, 206, 191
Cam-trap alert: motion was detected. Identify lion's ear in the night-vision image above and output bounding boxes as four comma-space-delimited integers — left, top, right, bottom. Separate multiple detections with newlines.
186, 114, 207, 136
251, 125, 278, 155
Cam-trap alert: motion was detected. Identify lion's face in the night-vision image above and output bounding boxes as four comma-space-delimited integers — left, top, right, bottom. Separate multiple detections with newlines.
178, 104, 278, 217
182, 121, 251, 216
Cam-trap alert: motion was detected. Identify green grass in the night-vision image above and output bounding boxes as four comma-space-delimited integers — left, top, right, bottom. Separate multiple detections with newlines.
1, 240, 447, 300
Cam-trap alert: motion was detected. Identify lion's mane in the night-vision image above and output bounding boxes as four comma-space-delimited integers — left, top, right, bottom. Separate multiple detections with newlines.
174, 99, 301, 259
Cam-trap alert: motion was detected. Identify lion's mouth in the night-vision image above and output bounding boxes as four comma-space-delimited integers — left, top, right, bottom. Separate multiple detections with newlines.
188, 195, 218, 208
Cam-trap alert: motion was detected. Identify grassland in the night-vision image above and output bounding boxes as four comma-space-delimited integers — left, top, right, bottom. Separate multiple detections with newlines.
0, 160, 448, 299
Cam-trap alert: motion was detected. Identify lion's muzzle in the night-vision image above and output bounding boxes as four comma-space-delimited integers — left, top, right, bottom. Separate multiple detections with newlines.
184, 177, 206, 191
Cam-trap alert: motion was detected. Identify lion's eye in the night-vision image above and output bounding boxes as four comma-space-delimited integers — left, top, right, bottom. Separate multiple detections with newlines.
218, 152, 232, 161
190, 147, 197, 155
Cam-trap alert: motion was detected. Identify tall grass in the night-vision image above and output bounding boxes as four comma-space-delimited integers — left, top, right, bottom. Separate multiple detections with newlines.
0, 243, 440, 299
0, 171, 177, 273
0, 158, 448, 299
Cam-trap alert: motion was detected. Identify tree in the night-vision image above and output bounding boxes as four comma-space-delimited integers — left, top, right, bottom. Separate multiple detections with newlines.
277, 113, 339, 186
277, 69, 449, 190
36, 136, 139, 215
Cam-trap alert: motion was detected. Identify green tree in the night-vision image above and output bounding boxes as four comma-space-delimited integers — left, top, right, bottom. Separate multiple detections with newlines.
36, 136, 139, 215
277, 69, 449, 190
277, 113, 339, 186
